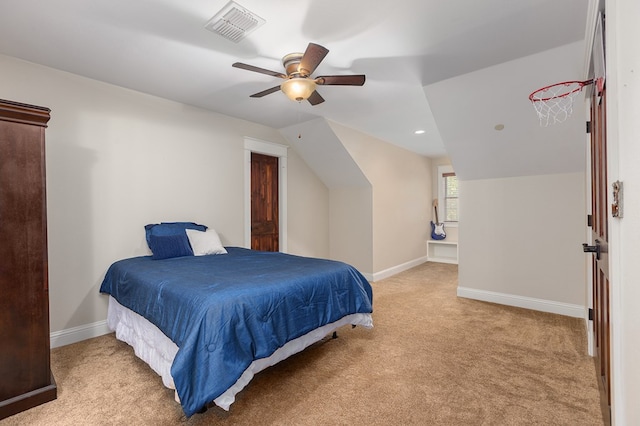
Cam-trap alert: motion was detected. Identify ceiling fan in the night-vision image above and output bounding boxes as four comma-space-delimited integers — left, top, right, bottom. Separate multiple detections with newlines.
232, 42, 365, 106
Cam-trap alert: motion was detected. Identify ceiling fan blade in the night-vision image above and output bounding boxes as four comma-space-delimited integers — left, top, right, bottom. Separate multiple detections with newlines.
232, 62, 286, 79
298, 43, 329, 76
307, 90, 325, 106
316, 75, 366, 86
250, 86, 281, 98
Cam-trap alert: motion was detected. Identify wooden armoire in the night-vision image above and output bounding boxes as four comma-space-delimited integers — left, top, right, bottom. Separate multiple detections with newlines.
0, 99, 57, 419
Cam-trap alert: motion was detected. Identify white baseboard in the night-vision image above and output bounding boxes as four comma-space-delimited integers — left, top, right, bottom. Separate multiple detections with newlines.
457, 286, 586, 318
50, 284, 585, 348
361, 272, 374, 281
50, 320, 112, 348
371, 256, 428, 282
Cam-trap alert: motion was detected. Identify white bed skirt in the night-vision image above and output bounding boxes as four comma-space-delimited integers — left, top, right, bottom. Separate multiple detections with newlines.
107, 296, 373, 411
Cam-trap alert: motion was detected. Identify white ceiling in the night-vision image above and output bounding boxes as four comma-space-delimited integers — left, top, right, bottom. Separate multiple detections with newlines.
0, 0, 590, 171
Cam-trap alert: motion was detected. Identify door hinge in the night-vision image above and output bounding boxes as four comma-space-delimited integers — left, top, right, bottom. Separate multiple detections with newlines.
588, 308, 594, 321
587, 214, 592, 227
586, 121, 592, 134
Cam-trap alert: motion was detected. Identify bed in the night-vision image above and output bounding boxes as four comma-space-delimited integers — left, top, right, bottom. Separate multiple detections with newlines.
99, 224, 373, 417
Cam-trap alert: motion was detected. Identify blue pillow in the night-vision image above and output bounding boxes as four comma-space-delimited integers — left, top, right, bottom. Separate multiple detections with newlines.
144, 222, 207, 248
148, 233, 194, 260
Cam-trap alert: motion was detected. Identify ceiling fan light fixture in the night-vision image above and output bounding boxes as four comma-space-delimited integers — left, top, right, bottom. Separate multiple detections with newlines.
281, 78, 316, 102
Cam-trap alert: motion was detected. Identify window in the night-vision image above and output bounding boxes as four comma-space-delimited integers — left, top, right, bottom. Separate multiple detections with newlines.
437, 165, 459, 223
442, 172, 458, 222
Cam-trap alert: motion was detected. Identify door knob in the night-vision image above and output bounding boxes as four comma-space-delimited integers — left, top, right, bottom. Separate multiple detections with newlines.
582, 242, 601, 260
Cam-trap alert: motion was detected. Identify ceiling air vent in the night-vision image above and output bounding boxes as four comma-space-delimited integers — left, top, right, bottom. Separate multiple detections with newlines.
204, 1, 265, 43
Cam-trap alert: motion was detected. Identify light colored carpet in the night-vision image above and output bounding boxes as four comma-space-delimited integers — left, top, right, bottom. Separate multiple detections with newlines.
2, 262, 604, 425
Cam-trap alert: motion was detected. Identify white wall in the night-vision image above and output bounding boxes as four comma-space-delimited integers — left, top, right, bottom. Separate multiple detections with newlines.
0, 54, 329, 337
605, 0, 640, 423
282, 118, 432, 278
329, 122, 432, 275
458, 172, 586, 315
279, 118, 371, 272
329, 187, 373, 275
286, 148, 331, 258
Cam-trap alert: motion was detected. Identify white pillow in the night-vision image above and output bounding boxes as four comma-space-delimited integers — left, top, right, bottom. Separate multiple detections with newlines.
186, 229, 227, 256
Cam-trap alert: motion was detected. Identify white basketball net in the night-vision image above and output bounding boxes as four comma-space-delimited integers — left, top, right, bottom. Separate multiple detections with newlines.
529, 81, 587, 127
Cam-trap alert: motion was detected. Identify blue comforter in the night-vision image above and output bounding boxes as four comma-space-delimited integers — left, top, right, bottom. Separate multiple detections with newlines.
99, 247, 373, 416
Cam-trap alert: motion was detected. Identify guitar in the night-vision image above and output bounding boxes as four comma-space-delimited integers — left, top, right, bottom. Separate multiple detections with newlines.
430, 199, 446, 240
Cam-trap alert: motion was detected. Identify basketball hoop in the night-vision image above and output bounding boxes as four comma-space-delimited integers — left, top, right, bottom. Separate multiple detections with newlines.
529, 79, 594, 126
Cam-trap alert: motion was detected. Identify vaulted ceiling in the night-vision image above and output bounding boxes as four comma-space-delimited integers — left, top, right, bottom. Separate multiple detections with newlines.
0, 0, 591, 179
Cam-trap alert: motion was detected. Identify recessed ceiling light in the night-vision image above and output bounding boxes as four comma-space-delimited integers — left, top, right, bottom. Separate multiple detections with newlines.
414, 130, 425, 134
494, 124, 505, 131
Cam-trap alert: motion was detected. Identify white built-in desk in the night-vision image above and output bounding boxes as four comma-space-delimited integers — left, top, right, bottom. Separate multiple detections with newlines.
427, 240, 458, 264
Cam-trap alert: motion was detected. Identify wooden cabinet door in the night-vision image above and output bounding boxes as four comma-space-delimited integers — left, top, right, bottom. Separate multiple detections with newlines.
0, 121, 50, 400
0, 99, 56, 419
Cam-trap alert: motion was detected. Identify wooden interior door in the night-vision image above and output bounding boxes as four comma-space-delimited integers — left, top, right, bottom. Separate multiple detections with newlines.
589, 84, 611, 424
251, 152, 279, 252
